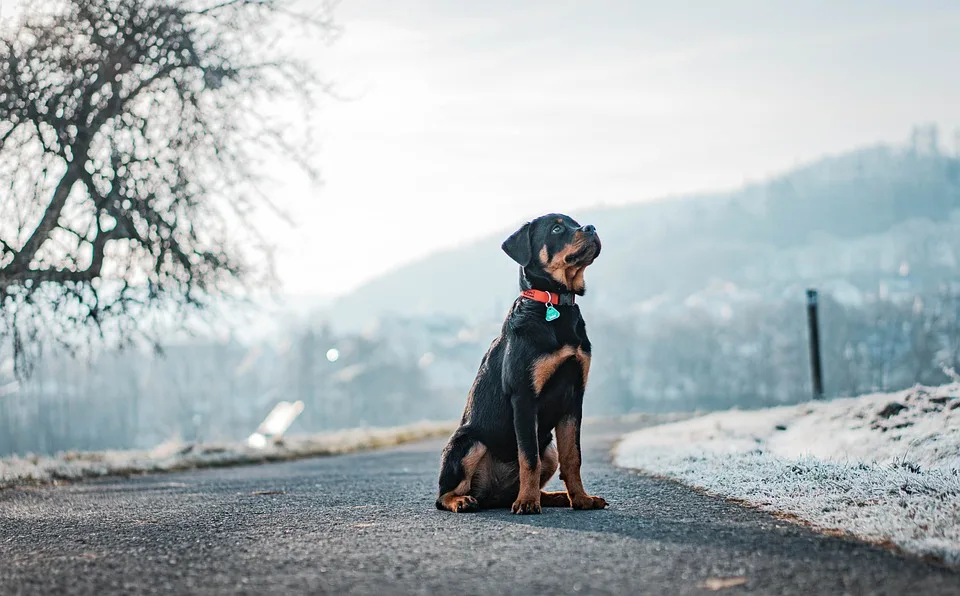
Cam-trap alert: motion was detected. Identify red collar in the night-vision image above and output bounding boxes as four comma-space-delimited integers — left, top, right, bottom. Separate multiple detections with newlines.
520, 289, 575, 306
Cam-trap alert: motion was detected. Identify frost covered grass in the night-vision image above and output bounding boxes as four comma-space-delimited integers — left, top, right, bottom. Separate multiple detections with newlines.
0, 420, 456, 490
615, 383, 960, 566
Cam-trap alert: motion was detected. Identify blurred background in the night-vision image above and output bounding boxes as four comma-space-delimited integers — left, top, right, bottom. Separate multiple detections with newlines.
2, 0, 960, 456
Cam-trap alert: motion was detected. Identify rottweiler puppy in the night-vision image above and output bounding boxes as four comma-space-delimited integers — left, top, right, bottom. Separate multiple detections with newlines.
436, 213, 607, 514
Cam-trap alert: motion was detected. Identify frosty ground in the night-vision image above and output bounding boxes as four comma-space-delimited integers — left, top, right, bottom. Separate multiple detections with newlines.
615, 383, 960, 566
0, 411, 685, 491
0, 420, 455, 490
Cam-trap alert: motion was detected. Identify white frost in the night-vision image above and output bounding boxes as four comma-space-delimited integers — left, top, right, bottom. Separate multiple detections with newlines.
0, 420, 456, 490
615, 383, 960, 565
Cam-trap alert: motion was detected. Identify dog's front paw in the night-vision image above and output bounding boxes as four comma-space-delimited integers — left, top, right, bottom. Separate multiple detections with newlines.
511, 497, 542, 515
570, 494, 608, 510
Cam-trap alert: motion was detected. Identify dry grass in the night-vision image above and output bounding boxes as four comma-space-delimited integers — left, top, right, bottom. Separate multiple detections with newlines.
1, 420, 457, 490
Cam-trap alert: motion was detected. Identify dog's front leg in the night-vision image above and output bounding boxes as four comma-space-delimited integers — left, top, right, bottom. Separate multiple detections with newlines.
511, 392, 541, 514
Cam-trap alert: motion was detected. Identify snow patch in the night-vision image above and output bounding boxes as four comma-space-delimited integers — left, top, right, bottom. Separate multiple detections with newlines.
615, 383, 960, 565
0, 420, 456, 490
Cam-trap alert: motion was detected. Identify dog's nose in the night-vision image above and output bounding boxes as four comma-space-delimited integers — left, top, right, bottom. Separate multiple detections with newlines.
581, 225, 596, 235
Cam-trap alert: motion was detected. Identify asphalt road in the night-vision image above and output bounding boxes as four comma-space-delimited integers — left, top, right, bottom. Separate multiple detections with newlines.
2, 419, 958, 595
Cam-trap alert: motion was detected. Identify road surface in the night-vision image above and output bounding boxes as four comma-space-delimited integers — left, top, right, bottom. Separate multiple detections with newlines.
2, 419, 958, 595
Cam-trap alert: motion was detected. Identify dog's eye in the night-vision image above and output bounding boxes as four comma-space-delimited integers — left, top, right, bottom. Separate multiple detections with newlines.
551, 225, 564, 234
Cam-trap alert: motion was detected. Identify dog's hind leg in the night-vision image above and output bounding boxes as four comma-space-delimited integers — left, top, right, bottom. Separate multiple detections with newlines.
436, 428, 487, 513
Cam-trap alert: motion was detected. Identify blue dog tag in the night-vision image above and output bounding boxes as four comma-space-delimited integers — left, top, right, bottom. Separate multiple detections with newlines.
545, 304, 560, 322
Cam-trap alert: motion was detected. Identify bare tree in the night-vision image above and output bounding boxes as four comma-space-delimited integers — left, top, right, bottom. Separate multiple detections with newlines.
0, 0, 335, 374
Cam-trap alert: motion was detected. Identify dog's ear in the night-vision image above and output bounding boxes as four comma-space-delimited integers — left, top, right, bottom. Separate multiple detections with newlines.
502, 222, 533, 266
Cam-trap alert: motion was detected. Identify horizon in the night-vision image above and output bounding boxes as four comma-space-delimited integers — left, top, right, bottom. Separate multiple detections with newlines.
282, 132, 957, 303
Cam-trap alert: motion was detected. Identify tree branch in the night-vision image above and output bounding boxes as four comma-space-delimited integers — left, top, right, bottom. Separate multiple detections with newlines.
194, 0, 271, 16
3, 154, 88, 274
0, 226, 114, 290
4, 58, 180, 276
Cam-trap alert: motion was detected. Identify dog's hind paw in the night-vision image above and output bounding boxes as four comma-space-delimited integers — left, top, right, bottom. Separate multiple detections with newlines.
443, 495, 479, 513
571, 494, 608, 510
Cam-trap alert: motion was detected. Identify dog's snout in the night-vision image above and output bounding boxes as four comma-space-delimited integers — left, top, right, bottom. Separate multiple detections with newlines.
581, 225, 596, 235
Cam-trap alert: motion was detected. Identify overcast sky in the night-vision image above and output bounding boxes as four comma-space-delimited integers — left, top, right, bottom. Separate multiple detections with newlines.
6, 0, 960, 298
264, 0, 960, 297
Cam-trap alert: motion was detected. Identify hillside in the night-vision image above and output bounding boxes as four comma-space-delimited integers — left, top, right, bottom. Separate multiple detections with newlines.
323, 143, 960, 330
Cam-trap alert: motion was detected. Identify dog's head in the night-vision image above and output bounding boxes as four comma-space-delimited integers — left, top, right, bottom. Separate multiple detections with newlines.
501, 213, 601, 295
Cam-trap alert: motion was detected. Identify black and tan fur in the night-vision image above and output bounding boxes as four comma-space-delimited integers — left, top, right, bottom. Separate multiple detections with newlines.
436, 213, 607, 514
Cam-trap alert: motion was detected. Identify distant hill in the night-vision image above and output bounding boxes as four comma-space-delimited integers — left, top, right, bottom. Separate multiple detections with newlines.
322, 142, 960, 330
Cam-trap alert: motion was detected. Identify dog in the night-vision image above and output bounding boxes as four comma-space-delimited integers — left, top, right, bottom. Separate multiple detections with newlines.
435, 213, 607, 514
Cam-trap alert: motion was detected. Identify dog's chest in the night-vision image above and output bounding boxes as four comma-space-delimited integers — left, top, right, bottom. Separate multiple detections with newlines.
531, 328, 591, 402
538, 312, 590, 382
543, 309, 587, 347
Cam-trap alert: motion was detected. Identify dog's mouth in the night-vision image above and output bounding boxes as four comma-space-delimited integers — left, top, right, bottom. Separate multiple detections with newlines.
565, 236, 601, 265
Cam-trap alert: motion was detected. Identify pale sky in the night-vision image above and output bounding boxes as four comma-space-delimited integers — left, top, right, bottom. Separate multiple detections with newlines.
265, 0, 960, 297
5, 0, 960, 298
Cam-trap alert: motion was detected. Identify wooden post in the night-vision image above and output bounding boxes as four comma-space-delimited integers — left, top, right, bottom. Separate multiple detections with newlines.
806, 289, 824, 400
